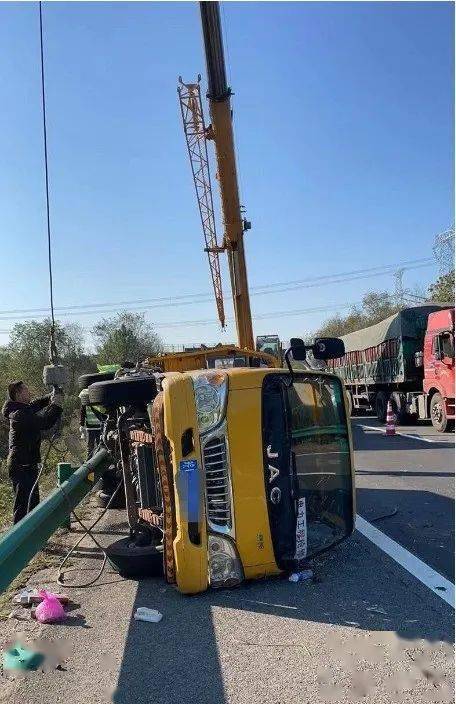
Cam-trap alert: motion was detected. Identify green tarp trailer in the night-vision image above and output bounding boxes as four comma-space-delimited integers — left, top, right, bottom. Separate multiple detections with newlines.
332, 305, 449, 387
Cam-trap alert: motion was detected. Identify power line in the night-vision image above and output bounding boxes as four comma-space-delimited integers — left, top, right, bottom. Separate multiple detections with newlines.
39, 2, 54, 329
39, 2, 58, 365
152, 302, 356, 329
0, 258, 434, 319
0, 301, 360, 335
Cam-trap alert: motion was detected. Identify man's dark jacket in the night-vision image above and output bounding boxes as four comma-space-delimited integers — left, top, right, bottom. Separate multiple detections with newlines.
2, 396, 62, 472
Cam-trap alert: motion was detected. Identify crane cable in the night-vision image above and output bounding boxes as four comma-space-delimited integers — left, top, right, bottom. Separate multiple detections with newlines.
39, 1, 58, 364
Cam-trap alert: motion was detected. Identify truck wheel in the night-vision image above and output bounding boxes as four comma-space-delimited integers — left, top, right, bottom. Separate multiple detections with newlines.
88, 376, 157, 407
375, 392, 388, 423
390, 392, 407, 424
78, 371, 115, 391
430, 393, 450, 433
105, 537, 163, 578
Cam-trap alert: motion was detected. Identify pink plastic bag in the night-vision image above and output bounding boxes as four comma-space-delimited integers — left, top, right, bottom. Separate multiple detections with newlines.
35, 590, 66, 623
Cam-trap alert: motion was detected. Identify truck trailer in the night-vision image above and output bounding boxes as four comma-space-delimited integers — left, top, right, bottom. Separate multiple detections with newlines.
329, 305, 455, 432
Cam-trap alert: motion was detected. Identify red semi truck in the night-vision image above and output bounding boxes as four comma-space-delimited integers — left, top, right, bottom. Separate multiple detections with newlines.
329, 305, 455, 432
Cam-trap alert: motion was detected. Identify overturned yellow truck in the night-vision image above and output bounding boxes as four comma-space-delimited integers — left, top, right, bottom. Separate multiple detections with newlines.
83, 339, 355, 594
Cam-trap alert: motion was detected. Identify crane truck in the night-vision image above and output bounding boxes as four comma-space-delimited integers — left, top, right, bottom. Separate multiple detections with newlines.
79, 2, 355, 594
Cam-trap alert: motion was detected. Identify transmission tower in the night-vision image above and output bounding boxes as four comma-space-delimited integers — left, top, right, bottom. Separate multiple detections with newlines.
394, 268, 405, 306
433, 225, 455, 274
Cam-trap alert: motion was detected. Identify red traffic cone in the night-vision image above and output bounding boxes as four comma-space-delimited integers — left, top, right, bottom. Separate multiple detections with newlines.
385, 400, 396, 436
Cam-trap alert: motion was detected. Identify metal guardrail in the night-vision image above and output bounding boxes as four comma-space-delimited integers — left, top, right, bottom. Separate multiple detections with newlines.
0, 448, 112, 594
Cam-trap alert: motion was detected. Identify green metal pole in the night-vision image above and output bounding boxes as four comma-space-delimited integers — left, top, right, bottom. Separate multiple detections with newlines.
0, 448, 111, 594
57, 462, 76, 529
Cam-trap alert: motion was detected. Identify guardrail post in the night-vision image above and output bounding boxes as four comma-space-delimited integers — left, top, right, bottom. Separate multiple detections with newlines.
57, 462, 76, 529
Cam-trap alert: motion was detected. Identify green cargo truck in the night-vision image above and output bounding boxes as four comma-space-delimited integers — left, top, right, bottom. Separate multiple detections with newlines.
328, 305, 455, 431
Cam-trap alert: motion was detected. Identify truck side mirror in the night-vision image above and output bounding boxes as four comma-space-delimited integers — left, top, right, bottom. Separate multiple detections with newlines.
283, 338, 308, 385
415, 351, 424, 368
312, 337, 345, 360
290, 338, 307, 361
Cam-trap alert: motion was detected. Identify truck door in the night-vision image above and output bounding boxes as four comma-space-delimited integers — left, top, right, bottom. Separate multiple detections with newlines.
433, 331, 455, 389
427, 334, 441, 386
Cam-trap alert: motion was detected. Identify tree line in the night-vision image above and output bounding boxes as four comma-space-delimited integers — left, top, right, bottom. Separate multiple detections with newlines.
314, 270, 454, 338
0, 312, 162, 467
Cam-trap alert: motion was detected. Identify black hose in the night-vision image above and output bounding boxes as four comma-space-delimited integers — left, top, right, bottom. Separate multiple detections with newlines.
26, 430, 60, 515
56, 479, 124, 588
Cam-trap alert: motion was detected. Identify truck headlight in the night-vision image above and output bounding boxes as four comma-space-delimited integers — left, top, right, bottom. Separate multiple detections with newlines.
192, 371, 228, 434
208, 535, 243, 588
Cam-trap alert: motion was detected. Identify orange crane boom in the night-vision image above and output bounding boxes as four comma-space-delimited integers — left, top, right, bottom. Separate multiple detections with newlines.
199, 1, 254, 350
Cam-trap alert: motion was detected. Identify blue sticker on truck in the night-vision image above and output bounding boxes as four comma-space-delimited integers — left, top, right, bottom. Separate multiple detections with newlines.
179, 459, 198, 473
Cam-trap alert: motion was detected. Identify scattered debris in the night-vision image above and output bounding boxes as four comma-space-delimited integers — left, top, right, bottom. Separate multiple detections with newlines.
13, 588, 70, 606
35, 591, 66, 624
133, 607, 163, 623
2, 643, 45, 672
288, 569, 313, 583
7, 608, 29, 621
371, 507, 399, 522
366, 606, 388, 615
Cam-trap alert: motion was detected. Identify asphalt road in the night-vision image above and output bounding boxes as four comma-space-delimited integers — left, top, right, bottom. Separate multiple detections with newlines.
1, 419, 454, 704
353, 417, 455, 581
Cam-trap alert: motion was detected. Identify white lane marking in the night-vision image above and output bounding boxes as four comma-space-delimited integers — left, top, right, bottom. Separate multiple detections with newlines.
359, 424, 453, 444
356, 514, 455, 608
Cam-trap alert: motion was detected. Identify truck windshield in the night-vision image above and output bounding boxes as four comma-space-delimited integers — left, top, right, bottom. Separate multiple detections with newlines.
262, 373, 353, 569
287, 377, 353, 555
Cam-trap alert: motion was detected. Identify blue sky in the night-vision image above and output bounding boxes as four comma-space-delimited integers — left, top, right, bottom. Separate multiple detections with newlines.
0, 1, 453, 348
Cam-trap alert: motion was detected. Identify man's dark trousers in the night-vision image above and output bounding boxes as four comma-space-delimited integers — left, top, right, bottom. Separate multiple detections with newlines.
10, 466, 40, 524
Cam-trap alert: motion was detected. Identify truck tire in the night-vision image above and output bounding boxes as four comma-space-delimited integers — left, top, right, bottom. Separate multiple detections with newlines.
390, 392, 407, 424
430, 393, 452, 433
375, 392, 388, 423
105, 537, 163, 578
88, 376, 157, 407
78, 371, 115, 391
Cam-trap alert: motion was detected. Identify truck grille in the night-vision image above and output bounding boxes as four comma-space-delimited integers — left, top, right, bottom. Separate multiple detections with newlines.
202, 434, 232, 531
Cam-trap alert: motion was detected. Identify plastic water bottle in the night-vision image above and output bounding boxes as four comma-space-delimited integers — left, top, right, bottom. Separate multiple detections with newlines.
288, 569, 313, 583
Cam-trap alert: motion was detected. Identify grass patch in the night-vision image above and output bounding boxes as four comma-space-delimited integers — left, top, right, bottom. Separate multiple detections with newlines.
0, 478, 13, 531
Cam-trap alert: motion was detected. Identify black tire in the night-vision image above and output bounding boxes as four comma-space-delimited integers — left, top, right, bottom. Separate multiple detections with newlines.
390, 392, 407, 424
78, 371, 115, 391
375, 391, 388, 423
88, 376, 157, 407
106, 537, 163, 578
430, 392, 450, 433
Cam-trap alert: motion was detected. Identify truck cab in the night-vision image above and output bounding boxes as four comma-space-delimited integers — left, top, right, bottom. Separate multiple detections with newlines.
421, 308, 455, 431
85, 343, 355, 594
255, 335, 283, 364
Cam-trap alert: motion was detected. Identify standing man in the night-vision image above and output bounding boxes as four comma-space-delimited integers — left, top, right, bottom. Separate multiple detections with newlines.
2, 381, 63, 524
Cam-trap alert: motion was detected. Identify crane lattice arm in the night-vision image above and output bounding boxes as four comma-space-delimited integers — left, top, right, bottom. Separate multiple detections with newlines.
178, 76, 225, 329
